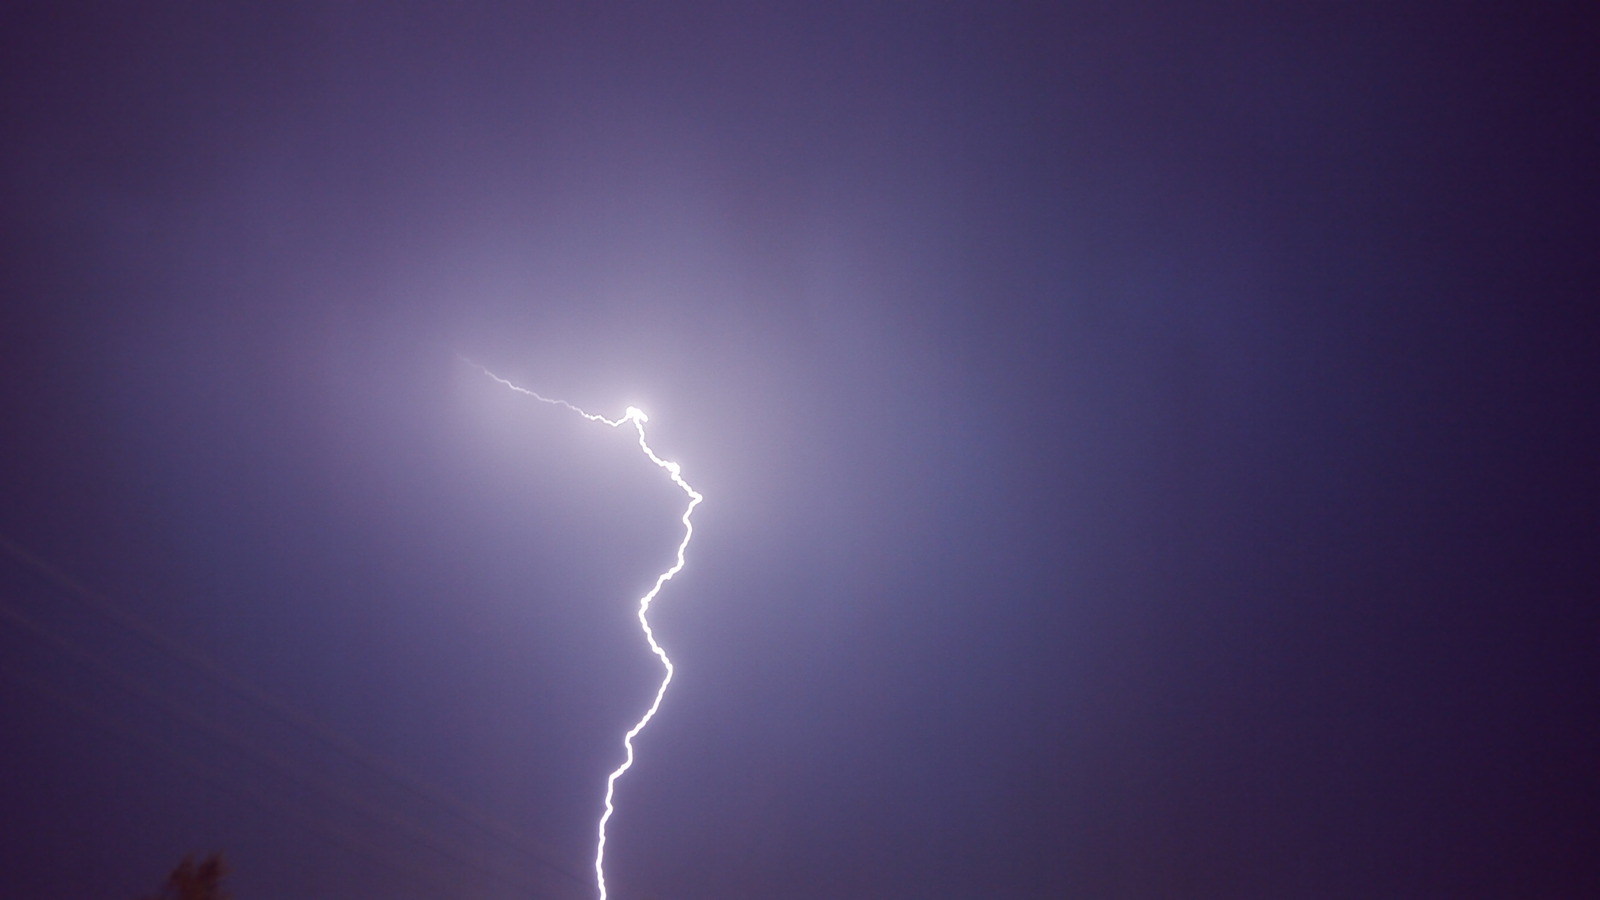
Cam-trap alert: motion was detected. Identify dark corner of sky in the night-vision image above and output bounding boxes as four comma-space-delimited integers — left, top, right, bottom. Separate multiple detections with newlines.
1, 2, 1596, 899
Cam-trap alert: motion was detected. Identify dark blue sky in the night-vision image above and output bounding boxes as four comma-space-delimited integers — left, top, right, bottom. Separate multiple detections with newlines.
2, 3, 1595, 898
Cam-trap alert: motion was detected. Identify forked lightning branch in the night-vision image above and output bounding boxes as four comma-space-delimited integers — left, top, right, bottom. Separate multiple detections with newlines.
472, 364, 703, 900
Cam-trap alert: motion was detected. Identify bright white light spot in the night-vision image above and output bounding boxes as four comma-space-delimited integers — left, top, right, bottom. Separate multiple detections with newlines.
624, 405, 647, 423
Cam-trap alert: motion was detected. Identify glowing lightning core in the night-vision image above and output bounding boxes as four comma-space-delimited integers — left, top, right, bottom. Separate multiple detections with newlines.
474, 364, 702, 900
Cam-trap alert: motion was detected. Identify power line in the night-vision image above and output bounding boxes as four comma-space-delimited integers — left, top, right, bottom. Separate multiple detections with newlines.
0, 593, 579, 897
0, 650, 463, 900
0, 534, 593, 898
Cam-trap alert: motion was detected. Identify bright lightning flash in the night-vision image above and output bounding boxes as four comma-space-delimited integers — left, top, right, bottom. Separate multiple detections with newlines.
473, 364, 702, 900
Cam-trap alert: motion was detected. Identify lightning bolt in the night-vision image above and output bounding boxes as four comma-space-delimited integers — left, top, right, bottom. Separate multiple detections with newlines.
471, 363, 702, 900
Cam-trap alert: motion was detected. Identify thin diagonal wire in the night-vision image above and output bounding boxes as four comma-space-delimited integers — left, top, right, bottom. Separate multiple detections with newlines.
0, 534, 591, 895
0, 592, 582, 898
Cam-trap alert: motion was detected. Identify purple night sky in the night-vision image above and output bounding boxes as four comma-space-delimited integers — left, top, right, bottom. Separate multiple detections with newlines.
2, 3, 1595, 898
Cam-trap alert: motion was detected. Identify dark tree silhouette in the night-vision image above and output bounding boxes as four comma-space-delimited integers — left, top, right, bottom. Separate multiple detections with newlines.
140, 853, 231, 900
